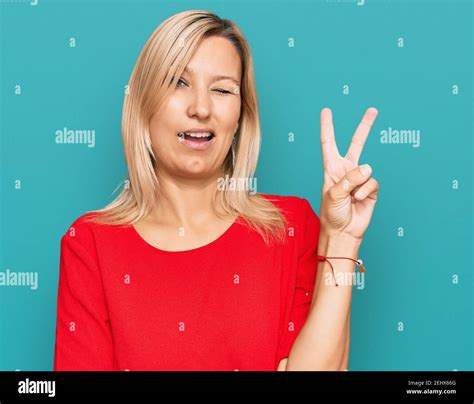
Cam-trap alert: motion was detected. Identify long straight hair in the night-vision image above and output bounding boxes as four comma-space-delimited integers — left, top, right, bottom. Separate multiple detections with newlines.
87, 10, 287, 245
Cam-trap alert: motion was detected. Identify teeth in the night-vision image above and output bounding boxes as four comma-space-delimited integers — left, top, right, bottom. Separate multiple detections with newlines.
179, 131, 213, 138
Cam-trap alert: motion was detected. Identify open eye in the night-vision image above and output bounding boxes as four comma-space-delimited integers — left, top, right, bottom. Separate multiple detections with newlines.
176, 78, 188, 88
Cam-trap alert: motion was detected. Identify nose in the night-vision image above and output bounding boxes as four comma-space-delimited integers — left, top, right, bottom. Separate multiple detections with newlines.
187, 86, 211, 120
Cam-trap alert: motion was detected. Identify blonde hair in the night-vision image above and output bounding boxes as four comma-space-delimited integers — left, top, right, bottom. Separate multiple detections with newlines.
87, 10, 287, 245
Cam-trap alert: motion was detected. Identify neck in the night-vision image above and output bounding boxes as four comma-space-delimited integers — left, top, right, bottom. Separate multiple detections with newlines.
152, 170, 228, 228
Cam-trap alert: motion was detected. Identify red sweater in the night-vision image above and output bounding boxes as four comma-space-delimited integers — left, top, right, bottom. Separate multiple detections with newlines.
53, 194, 320, 371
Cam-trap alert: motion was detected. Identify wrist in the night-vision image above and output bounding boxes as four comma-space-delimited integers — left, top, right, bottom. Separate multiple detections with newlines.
318, 229, 362, 257
316, 230, 362, 288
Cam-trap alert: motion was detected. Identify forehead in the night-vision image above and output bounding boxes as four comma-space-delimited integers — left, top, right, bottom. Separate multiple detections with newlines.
184, 36, 242, 82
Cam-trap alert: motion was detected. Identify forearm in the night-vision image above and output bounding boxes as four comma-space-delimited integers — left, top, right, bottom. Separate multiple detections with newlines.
285, 231, 361, 371
341, 306, 351, 370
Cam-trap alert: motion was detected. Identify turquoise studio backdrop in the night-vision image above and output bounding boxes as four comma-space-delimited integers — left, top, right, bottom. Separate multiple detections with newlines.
0, 0, 472, 370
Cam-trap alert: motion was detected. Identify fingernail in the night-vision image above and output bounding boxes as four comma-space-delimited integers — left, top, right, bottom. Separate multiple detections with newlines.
359, 164, 371, 176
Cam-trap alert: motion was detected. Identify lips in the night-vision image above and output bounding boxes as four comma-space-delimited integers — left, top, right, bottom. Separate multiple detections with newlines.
177, 131, 215, 141
177, 129, 216, 150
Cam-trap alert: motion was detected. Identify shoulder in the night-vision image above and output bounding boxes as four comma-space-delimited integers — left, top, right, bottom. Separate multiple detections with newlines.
259, 193, 317, 223
60, 211, 116, 253
259, 193, 320, 247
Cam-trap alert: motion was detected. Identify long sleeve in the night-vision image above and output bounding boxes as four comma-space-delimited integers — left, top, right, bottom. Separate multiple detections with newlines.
54, 220, 114, 370
277, 198, 320, 363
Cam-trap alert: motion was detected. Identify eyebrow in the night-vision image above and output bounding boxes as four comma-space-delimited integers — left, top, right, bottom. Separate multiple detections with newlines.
183, 66, 240, 86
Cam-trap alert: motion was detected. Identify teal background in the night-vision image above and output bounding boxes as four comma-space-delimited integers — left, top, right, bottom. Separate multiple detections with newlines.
1, 0, 472, 370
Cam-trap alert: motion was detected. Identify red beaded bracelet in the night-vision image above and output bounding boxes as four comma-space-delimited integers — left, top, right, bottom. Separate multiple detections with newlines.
317, 255, 366, 287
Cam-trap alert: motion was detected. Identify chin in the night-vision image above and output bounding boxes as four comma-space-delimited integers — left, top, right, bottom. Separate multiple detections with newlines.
178, 159, 216, 178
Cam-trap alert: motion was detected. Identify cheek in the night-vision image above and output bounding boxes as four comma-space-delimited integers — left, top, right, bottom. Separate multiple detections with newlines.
150, 98, 182, 139
214, 98, 241, 131
166, 95, 187, 114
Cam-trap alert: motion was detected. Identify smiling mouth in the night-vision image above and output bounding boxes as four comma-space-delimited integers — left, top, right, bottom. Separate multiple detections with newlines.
177, 131, 215, 143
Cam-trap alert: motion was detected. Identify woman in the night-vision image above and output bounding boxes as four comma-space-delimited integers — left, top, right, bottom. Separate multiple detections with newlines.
54, 10, 379, 371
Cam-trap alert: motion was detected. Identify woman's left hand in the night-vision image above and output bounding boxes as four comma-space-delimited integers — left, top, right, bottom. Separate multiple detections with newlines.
319, 107, 380, 242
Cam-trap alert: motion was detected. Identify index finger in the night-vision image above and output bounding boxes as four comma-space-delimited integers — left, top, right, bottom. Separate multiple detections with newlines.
345, 107, 378, 164
320, 107, 340, 168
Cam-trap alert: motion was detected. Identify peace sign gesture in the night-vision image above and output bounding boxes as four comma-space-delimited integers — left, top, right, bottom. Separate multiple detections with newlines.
319, 107, 380, 241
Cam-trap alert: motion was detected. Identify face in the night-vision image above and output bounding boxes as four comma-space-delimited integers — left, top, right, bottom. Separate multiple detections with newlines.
149, 35, 242, 180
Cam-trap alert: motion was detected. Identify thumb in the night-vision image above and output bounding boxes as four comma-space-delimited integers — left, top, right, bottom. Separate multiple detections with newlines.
328, 164, 372, 200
